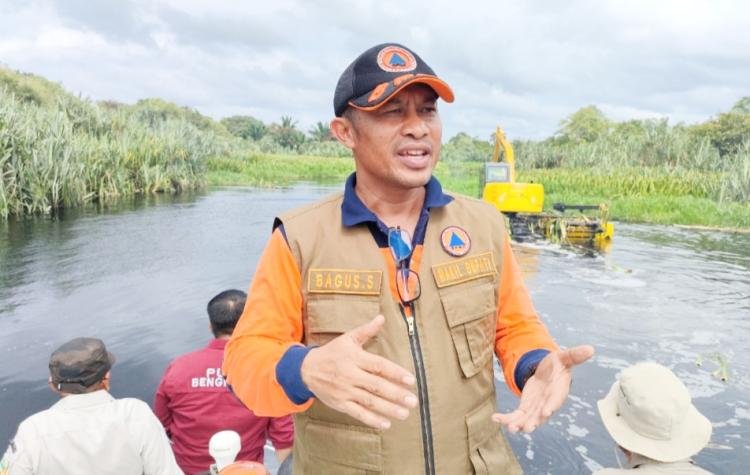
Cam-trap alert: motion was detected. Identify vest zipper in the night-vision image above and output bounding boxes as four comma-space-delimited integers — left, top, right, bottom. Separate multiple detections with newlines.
400, 304, 435, 475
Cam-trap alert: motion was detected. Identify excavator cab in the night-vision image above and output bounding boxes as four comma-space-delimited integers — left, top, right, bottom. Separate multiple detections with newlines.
482, 128, 544, 214
483, 162, 511, 184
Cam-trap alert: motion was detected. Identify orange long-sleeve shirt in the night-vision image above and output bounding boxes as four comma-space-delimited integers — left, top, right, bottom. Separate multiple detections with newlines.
224, 177, 557, 416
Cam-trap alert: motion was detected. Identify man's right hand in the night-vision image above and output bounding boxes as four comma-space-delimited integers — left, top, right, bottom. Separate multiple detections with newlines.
300, 314, 418, 429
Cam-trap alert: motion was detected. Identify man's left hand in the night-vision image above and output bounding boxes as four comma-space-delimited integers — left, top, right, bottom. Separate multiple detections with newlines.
491, 345, 594, 433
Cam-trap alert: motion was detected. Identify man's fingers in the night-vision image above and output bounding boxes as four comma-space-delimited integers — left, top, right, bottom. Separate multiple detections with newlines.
360, 352, 416, 387
518, 399, 545, 433
493, 398, 547, 433
349, 387, 412, 422
349, 314, 386, 347
492, 409, 522, 426
356, 370, 418, 409
341, 400, 392, 430
558, 345, 595, 368
492, 408, 531, 432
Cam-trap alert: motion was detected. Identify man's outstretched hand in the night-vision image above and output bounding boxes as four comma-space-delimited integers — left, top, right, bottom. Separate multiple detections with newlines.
300, 314, 418, 430
492, 345, 595, 433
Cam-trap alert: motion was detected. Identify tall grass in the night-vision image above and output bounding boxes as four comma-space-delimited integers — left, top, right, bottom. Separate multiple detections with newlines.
0, 89, 223, 218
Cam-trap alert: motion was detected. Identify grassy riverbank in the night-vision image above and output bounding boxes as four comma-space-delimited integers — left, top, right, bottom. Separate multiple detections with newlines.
3, 66, 748, 229
0, 71, 224, 218
207, 154, 750, 229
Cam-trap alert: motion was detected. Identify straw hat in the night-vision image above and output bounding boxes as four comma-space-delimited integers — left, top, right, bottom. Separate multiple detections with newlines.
597, 362, 712, 462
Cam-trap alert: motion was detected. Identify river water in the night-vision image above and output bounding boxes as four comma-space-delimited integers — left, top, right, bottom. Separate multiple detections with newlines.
1, 186, 748, 474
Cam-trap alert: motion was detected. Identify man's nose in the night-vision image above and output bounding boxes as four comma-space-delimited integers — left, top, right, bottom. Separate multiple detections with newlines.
402, 110, 429, 138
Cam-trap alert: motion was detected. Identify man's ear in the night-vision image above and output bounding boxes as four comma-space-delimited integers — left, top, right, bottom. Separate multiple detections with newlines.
48, 377, 61, 395
330, 117, 356, 149
102, 371, 111, 391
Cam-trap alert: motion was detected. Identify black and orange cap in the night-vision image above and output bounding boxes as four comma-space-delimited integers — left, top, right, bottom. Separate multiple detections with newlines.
333, 43, 454, 117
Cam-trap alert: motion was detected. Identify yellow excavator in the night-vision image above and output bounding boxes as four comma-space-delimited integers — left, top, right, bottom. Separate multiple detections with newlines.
482, 127, 614, 249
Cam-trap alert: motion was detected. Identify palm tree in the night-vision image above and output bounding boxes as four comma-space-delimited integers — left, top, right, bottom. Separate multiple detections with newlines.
270, 116, 305, 149
309, 121, 332, 141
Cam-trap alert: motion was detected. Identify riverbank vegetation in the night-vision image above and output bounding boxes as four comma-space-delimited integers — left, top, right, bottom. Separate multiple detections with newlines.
2, 66, 748, 228
208, 101, 750, 229
0, 68, 223, 217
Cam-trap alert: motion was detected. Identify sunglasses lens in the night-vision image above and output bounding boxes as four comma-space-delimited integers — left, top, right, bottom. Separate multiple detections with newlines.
396, 269, 420, 303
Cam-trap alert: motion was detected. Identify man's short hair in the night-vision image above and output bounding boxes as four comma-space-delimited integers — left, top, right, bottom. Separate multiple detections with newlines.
207, 289, 247, 337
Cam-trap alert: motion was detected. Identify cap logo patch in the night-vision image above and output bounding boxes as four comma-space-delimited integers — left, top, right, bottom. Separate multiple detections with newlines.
377, 46, 417, 73
441, 226, 471, 257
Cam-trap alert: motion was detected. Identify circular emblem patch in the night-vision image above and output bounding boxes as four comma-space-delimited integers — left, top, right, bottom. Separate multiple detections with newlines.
441, 226, 471, 257
377, 46, 417, 73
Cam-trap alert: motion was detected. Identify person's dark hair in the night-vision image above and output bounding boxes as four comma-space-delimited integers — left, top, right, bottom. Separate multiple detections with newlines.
207, 289, 247, 337
342, 107, 358, 123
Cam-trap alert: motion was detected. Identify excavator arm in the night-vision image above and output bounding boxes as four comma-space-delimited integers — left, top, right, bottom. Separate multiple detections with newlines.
492, 127, 516, 182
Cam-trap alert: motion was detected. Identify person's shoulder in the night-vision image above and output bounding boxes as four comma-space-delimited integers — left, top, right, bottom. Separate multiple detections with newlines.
14, 409, 49, 436
170, 346, 213, 367
447, 191, 498, 211
112, 397, 162, 421
443, 192, 505, 228
109, 395, 154, 414
7, 407, 54, 445
278, 191, 344, 223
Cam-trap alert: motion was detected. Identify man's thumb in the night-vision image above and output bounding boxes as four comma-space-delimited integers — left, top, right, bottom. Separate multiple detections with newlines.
349, 314, 385, 346
560, 345, 595, 367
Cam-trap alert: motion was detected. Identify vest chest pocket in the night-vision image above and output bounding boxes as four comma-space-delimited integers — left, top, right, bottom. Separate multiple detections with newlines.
439, 281, 497, 378
306, 297, 381, 346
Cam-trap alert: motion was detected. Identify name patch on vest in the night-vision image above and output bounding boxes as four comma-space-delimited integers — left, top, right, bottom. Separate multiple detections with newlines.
431, 251, 496, 288
308, 269, 382, 295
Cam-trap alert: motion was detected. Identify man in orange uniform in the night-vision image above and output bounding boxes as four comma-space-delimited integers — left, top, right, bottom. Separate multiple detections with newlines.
224, 42, 594, 474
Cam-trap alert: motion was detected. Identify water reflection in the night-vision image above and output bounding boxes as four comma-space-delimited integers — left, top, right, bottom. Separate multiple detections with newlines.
1, 187, 748, 474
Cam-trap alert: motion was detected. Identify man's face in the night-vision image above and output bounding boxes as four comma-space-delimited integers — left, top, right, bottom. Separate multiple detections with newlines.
345, 84, 442, 193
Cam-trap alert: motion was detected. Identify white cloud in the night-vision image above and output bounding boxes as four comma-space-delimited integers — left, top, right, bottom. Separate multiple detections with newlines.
0, 0, 748, 140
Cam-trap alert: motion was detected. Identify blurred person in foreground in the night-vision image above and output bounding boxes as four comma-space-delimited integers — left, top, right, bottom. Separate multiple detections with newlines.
155, 289, 293, 475
223, 41, 594, 474
594, 362, 713, 474
0, 337, 181, 475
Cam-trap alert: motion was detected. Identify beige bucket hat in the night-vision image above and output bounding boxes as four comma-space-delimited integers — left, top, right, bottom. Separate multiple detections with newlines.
597, 362, 712, 463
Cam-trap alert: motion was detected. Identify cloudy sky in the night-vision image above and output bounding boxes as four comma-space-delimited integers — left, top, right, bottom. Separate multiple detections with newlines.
1, 0, 748, 140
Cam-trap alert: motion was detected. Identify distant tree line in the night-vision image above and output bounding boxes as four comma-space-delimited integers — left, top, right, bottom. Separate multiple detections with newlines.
441, 98, 750, 164
218, 114, 351, 157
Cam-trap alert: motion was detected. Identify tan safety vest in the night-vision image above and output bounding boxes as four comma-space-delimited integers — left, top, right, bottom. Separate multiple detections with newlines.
280, 192, 522, 474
